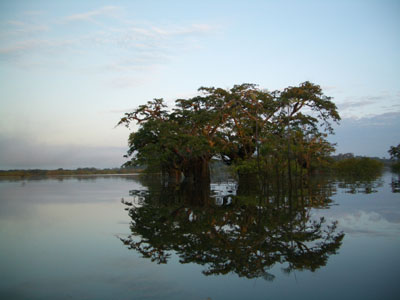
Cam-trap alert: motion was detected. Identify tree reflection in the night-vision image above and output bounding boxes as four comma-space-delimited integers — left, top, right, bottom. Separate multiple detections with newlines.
335, 172, 384, 194
120, 178, 344, 280
391, 174, 400, 193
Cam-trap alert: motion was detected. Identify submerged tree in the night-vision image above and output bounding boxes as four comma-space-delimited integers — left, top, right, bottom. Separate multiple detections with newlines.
119, 82, 340, 183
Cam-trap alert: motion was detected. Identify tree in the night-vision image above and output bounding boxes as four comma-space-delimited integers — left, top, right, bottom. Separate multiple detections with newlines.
230, 82, 340, 185
118, 82, 340, 183
388, 144, 400, 161
388, 144, 400, 173
118, 99, 185, 181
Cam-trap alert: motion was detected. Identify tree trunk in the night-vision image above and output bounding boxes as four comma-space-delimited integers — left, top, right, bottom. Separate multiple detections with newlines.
183, 157, 211, 183
237, 172, 259, 195
180, 180, 211, 206
168, 168, 182, 183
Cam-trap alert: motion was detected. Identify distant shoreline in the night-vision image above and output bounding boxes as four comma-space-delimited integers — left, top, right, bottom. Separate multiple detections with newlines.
0, 168, 142, 178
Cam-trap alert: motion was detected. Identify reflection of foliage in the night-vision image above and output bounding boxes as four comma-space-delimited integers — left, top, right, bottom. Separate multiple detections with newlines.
328, 157, 385, 194
120, 180, 344, 280
391, 174, 400, 193
391, 162, 400, 173
0, 174, 140, 183
335, 173, 384, 194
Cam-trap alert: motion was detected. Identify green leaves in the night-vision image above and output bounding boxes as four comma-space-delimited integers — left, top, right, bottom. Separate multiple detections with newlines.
388, 144, 400, 161
119, 82, 340, 181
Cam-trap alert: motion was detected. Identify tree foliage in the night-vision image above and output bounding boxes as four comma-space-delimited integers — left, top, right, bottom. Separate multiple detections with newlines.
333, 157, 384, 179
388, 144, 400, 161
389, 144, 400, 173
119, 82, 340, 183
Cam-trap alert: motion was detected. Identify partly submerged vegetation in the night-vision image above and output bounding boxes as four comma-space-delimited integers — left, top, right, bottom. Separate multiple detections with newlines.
331, 156, 384, 179
119, 81, 340, 184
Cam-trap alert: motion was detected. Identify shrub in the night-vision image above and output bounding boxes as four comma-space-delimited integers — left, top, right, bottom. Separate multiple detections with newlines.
333, 157, 383, 178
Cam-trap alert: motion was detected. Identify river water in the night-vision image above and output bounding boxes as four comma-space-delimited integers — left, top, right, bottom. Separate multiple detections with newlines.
0, 172, 399, 299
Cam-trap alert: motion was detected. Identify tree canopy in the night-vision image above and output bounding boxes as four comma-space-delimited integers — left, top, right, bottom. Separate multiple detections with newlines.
119, 82, 340, 183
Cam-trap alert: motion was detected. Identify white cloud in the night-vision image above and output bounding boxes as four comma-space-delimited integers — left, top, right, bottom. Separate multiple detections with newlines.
330, 111, 400, 157
0, 38, 76, 61
340, 111, 400, 125
5, 20, 49, 34
337, 210, 400, 237
336, 91, 400, 118
126, 23, 215, 39
110, 76, 147, 89
0, 39, 42, 54
338, 99, 375, 110
63, 6, 121, 23
0, 5, 219, 87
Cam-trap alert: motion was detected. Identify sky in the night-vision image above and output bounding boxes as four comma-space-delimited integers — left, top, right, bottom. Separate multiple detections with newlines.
0, 0, 399, 169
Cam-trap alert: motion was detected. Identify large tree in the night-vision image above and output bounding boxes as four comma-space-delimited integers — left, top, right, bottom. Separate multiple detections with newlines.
119, 82, 340, 183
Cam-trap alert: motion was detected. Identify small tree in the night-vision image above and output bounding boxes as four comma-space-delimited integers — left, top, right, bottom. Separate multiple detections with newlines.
388, 144, 400, 161
389, 144, 400, 172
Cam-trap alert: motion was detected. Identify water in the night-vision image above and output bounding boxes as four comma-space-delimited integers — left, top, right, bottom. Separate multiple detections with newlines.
0, 173, 399, 299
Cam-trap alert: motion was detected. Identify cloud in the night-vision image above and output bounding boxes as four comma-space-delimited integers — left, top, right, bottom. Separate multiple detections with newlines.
63, 6, 120, 23
110, 76, 147, 89
336, 211, 400, 237
330, 111, 400, 157
110, 23, 214, 55
343, 111, 400, 124
336, 91, 400, 119
0, 39, 42, 55
105, 54, 171, 72
5, 20, 49, 34
338, 99, 375, 110
0, 5, 219, 86
0, 38, 76, 62
125, 23, 215, 39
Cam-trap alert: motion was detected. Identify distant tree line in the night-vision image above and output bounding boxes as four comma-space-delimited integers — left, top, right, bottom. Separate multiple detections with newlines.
0, 167, 141, 177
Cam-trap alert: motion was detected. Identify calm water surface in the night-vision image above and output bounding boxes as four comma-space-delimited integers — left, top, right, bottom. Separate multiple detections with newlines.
0, 173, 399, 299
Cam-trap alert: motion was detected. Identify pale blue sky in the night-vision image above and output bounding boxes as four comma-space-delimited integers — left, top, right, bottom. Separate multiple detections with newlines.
0, 0, 399, 169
